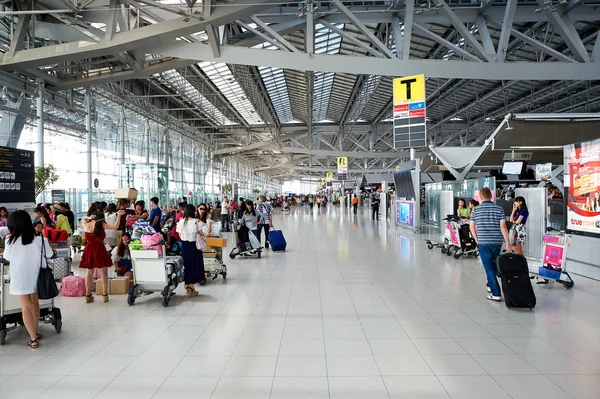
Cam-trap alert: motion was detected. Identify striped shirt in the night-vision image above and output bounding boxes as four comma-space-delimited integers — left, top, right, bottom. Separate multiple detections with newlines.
470, 201, 506, 245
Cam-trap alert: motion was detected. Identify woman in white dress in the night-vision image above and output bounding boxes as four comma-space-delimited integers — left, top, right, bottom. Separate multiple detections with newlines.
3, 210, 53, 349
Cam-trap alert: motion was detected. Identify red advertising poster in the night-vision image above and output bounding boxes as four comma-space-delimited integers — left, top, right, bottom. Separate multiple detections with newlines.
565, 138, 600, 236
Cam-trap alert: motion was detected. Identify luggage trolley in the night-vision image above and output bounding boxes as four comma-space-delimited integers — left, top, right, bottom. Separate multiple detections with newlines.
530, 232, 575, 289
127, 245, 185, 307
426, 215, 471, 257
0, 259, 62, 345
229, 219, 262, 259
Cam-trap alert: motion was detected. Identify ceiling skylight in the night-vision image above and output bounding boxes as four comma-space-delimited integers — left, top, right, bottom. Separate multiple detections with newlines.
198, 61, 264, 125
313, 24, 344, 122
155, 69, 234, 126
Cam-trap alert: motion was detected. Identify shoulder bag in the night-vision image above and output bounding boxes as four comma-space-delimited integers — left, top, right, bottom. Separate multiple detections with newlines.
37, 237, 59, 300
195, 221, 207, 251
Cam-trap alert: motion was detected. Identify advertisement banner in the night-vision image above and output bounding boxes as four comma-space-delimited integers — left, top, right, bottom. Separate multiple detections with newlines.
565, 138, 600, 236
395, 200, 414, 227
535, 163, 552, 181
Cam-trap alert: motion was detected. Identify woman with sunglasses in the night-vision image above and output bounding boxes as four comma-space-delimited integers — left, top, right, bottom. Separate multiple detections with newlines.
197, 204, 213, 237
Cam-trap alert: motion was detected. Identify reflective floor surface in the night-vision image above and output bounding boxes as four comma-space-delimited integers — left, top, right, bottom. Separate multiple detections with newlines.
1, 205, 599, 399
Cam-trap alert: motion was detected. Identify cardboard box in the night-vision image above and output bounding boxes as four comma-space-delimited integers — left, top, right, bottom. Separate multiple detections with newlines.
115, 188, 138, 201
111, 277, 131, 295
205, 237, 227, 248
203, 247, 217, 258
95, 279, 111, 295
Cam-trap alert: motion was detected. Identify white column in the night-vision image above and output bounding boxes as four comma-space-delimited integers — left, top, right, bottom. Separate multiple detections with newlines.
144, 119, 150, 163
192, 141, 197, 194
180, 134, 184, 192
380, 180, 387, 220
119, 107, 125, 164
85, 90, 92, 196
36, 79, 44, 168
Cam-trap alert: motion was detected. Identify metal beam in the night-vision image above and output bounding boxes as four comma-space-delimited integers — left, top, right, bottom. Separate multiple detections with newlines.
476, 16, 495, 58
331, 0, 394, 58
0, 0, 282, 69
392, 15, 403, 59
403, 0, 414, 59
105, 0, 120, 41
213, 131, 306, 155
320, 20, 385, 58
496, 0, 517, 62
236, 19, 290, 52
485, 19, 575, 63
276, 147, 423, 158
206, 24, 221, 57
249, 15, 299, 53
536, 0, 591, 62
432, 0, 492, 62
412, 23, 483, 63
592, 31, 600, 63
8, 14, 30, 58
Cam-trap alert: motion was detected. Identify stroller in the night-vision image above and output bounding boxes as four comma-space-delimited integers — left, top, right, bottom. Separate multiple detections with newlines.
229, 219, 262, 259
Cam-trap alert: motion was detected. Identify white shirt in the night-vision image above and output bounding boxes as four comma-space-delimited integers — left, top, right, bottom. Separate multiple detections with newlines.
221, 201, 230, 214
176, 218, 202, 242
4, 236, 53, 295
105, 212, 118, 246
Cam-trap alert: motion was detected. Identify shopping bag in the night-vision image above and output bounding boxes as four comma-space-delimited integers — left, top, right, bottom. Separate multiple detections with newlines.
248, 231, 261, 249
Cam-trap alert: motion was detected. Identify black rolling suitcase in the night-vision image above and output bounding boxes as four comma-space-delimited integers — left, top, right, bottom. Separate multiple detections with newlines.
496, 253, 536, 309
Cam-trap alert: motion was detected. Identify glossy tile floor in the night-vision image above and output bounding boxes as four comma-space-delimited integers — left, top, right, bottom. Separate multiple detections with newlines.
1, 206, 600, 399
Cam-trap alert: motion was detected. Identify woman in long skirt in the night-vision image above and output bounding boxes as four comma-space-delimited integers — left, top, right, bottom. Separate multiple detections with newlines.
176, 204, 207, 296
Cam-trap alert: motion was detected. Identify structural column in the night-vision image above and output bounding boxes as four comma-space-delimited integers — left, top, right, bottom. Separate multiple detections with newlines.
145, 119, 150, 163
85, 90, 93, 197
192, 141, 197, 194
180, 134, 184, 192
36, 79, 44, 168
119, 107, 125, 164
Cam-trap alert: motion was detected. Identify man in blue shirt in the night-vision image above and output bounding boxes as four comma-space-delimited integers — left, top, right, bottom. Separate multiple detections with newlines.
469, 187, 512, 302
149, 197, 162, 231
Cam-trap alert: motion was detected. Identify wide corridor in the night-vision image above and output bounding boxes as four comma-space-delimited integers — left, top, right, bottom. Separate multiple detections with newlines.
1, 205, 600, 399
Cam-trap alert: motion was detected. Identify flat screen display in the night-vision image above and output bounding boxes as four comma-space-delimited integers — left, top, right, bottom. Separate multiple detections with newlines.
393, 171, 416, 199
395, 200, 414, 227
565, 138, 600, 237
502, 161, 523, 175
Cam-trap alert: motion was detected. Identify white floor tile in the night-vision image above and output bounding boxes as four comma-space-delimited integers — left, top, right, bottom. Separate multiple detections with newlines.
152, 376, 219, 399
519, 354, 595, 375
94, 376, 166, 399
492, 375, 572, 399
70, 355, 135, 376
438, 375, 513, 399
223, 355, 278, 376
0, 355, 44, 376
271, 376, 329, 399
472, 354, 541, 375
384, 376, 450, 399
0, 376, 61, 399
20, 355, 90, 376
324, 325, 366, 339
171, 355, 230, 376
329, 376, 390, 399
234, 338, 282, 356
325, 339, 372, 356
363, 325, 407, 339
423, 354, 487, 376
375, 354, 433, 376
120, 355, 183, 376
275, 355, 327, 376
455, 338, 514, 354
497, 337, 561, 354
412, 338, 467, 355
211, 376, 273, 399
187, 339, 238, 356
327, 355, 380, 376
37, 376, 113, 399
368, 339, 420, 355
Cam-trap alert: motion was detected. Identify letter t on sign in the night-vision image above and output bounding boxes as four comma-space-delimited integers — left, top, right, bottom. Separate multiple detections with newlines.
400, 78, 417, 101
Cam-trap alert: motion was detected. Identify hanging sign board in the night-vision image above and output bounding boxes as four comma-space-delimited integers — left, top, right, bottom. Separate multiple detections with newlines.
0, 146, 35, 203
51, 190, 65, 204
337, 157, 348, 181
326, 172, 333, 180
393, 74, 427, 149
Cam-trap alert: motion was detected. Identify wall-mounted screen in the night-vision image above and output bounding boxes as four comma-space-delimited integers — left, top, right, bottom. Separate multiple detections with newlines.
502, 161, 523, 175
395, 200, 414, 227
393, 171, 416, 199
565, 138, 600, 237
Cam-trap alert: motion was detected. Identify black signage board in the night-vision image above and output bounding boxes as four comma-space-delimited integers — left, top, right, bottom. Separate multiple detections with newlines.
52, 190, 66, 204
0, 146, 35, 203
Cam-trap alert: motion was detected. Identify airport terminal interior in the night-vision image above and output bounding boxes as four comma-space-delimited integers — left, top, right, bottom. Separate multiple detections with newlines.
1, 0, 600, 398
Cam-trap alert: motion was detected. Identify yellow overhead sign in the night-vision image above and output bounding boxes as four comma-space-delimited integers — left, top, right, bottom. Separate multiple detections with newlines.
326, 172, 333, 180
337, 157, 347, 167
393, 74, 425, 104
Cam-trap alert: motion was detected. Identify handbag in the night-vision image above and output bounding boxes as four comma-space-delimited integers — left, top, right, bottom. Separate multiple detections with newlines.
37, 238, 60, 300
195, 222, 207, 251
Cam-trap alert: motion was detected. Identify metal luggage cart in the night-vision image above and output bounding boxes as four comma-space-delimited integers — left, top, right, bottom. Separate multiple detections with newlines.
229, 219, 262, 259
0, 261, 62, 345
529, 232, 574, 289
127, 245, 186, 307
425, 215, 461, 255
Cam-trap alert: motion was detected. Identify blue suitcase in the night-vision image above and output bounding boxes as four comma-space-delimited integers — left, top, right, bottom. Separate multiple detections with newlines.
268, 230, 287, 251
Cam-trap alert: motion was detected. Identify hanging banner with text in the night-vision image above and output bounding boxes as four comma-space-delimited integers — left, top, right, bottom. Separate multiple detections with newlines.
393, 74, 427, 149
337, 157, 348, 181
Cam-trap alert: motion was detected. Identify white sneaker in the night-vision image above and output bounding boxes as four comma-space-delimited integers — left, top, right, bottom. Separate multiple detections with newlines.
487, 287, 492, 293
486, 295, 501, 302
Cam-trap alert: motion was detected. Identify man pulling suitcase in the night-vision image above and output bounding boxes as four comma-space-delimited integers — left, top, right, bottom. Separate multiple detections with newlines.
469, 187, 513, 302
